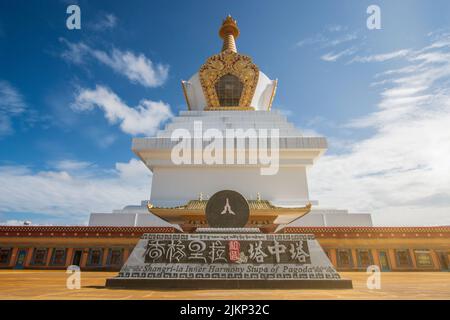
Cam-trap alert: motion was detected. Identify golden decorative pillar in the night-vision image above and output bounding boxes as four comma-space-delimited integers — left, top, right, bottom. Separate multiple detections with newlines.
219, 15, 240, 53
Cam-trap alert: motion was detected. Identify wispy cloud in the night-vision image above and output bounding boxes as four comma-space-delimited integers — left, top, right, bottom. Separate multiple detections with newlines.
350, 49, 411, 63
321, 47, 357, 62
309, 32, 450, 226
0, 158, 151, 224
72, 85, 173, 136
296, 27, 360, 62
326, 25, 348, 33
296, 34, 327, 48
59, 40, 89, 65
296, 27, 357, 49
88, 13, 117, 31
82, 126, 117, 149
324, 32, 358, 48
60, 38, 169, 88
53, 159, 92, 172
0, 80, 27, 136
298, 28, 412, 65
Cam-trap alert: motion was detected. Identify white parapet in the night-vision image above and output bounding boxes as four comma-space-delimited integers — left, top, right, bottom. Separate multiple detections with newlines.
88, 201, 178, 228
286, 208, 373, 227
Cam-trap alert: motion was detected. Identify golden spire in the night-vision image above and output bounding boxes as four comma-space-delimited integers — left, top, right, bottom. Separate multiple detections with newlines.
219, 15, 240, 53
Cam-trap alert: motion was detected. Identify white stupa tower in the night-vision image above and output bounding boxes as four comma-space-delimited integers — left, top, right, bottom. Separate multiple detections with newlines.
106, 16, 353, 290
89, 16, 372, 231
133, 16, 326, 232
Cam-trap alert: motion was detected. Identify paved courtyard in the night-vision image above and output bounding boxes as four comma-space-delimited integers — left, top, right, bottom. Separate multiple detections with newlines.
0, 270, 449, 299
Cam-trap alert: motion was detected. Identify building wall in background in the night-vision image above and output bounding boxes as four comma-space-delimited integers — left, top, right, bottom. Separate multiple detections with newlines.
0, 226, 448, 272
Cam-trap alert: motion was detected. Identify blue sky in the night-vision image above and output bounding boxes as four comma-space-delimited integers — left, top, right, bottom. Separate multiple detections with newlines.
1, 0, 450, 226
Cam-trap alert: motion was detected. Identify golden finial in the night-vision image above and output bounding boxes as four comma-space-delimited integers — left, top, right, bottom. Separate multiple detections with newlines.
219, 15, 240, 53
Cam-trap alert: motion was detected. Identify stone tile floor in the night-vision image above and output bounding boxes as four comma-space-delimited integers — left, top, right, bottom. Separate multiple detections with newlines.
0, 270, 449, 299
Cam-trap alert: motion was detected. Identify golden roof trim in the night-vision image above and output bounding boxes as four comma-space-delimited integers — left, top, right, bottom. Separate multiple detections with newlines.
181, 80, 192, 111
148, 200, 311, 212
268, 79, 278, 111
204, 106, 254, 111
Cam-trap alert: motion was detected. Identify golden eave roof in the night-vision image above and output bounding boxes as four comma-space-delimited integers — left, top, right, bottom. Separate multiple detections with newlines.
148, 200, 311, 212
147, 199, 312, 232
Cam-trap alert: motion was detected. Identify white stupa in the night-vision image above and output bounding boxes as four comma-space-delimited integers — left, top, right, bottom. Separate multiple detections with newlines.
89, 16, 372, 230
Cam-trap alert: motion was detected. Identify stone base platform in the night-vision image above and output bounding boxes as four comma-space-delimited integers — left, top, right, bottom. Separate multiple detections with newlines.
106, 278, 353, 289
106, 233, 352, 290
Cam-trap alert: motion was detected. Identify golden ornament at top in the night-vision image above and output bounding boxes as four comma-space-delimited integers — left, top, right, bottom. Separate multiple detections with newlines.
199, 15, 259, 110
219, 15, 240, 52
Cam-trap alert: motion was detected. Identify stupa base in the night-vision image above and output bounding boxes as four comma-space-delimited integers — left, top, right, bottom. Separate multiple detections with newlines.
105, 232, 352, 290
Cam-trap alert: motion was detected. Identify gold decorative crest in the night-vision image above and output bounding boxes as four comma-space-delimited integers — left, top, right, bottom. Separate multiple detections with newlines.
199, 50, 259, 110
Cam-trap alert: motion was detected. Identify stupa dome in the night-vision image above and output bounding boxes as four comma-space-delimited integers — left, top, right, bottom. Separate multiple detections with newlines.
182, 16, 277, 111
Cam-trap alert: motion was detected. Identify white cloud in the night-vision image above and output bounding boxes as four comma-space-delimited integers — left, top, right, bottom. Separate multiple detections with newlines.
0, 158, 150, 224
72, 85, 173, 136
116, 158, 149, 180
296, 28, 357, 49
91, 48, 169, 88
309, 33, 450, 226
350, 49, 411, 63
53, 160, 92, 171
299, 29, 413, 65
60, 38, 169, 88
321, 47, 357, 62
0, 80, 27, 136
296, 34, 327, 48
297, 28, 360, 62
324, 33, 358, 47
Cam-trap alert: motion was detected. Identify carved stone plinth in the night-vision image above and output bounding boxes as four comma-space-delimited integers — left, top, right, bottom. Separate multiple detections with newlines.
106, 233, 352, 289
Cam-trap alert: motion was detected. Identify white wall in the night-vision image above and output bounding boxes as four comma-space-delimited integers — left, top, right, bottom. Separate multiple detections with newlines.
285, 210, 373, 227
291, 214, 326, 227
89, 213, 136, 226
89, 212, 176, 227
150, 166, 309, 207
324, 214, 373, 227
